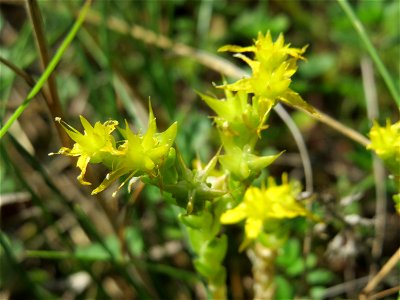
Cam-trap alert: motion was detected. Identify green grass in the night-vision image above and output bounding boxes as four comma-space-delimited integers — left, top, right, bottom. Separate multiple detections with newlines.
1, 1, 399, 299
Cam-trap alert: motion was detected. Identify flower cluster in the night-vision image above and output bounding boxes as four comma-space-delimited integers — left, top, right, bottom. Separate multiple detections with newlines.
218, 31, 316, 114
220, 174, 309, 250
199, 32, 316, 181
50, 104, 177, 196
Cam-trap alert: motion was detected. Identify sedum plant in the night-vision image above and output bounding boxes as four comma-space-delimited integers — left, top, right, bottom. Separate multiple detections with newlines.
51, 31, 316, 299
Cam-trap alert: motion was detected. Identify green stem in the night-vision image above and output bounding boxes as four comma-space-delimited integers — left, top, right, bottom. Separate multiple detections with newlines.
0, 0, 92, 139
25, 250, 71, 260
209, 283, 227, 300
337, 0, 400, 108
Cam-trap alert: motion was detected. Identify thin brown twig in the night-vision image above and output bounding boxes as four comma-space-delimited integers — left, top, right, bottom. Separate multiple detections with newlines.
369, 286, 400, 300
307, 109, 370, 146
360, 247, 400, 298
322, 276, 370, 298
0, 56, 36, 87
25, 0, 71, 148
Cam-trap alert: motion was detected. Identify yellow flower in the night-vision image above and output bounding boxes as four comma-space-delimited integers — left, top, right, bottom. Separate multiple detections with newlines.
219, 32, 306, 70
50, 104, 178, 197
220, 174, 308, 250
218, 31, 315, 114
367, 119, 400, 176
49, 116, 120, 185
92, 105, 178, 196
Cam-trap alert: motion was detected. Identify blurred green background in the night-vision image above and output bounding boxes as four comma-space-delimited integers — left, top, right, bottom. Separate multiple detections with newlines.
1, 0, 399, 299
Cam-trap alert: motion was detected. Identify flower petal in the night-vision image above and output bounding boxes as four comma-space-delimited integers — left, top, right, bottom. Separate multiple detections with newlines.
79, 115, 94, 135
220, 203, 247, 224
218, 45, 255, 53
245, 217, 263, 240
91, 167, 129, 195
76, 155, 91, 185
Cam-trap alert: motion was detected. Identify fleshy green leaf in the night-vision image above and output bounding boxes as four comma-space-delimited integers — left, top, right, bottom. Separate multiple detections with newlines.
279, 89, 317, 115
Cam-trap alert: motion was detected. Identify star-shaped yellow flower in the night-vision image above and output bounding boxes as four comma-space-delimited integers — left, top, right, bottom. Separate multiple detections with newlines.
220, 174, 309, 250
218, 31, 316, 114
50, 116, 120, 185
91, 105, 177, 196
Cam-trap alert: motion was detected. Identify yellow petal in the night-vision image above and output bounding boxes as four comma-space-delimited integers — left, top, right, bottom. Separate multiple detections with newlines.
79, 115, 94, 134
245, 217, 263, 239
91, 167, 129, 195
143, 106, 157, 149
218, 45, 255, 53
219, 78, 252, 93
233, 54, 258, 70
49, 147, 75, 156
220, 203, 247, 224
76, 155, 91, 185
55, 118, 82, 143
270, 201, 307, 219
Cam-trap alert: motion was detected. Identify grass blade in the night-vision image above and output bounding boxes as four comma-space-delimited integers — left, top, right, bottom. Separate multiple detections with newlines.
0, 0, 93, 139
337, 0, 400, 107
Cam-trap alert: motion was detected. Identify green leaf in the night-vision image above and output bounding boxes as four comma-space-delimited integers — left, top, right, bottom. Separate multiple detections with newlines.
201, 235, 227, 265
258, 231, 288, 250
29, 269, 50, 285
286, 258, 305, 277
75, 235, 121, 261
279, 89, 317, 115
198, 91, 235, 121
180, 211, 211, 230
125, 227, 144, 256
307, 269, 335, 285
274, 276, 294, 300
232, 8, 289, 38
305, 253, 318, 269
276, 238, 300, 267
310, 286, 327, 300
